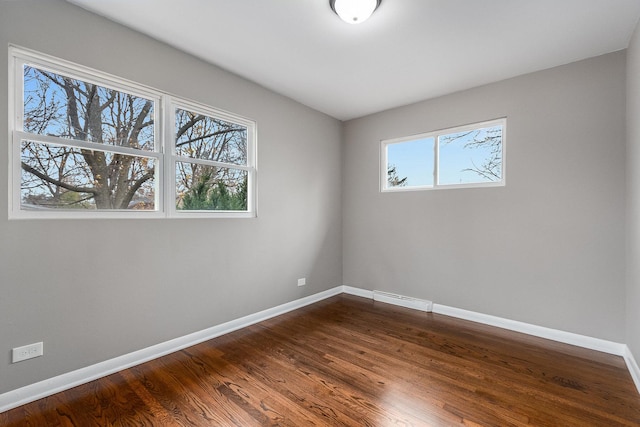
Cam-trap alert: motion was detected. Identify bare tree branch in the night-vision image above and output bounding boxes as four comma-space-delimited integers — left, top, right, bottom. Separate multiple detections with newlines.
21, 161, 97, 195
175, 127, 244, 149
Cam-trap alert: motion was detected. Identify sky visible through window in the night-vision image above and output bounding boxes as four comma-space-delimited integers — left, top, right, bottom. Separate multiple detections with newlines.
387, 137, 434, 187
385, 123, 504, 189
438, 125, 502, 185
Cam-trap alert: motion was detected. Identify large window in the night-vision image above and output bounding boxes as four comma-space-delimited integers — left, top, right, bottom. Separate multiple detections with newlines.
9, 47, 256, 219
382, 119, 506, 191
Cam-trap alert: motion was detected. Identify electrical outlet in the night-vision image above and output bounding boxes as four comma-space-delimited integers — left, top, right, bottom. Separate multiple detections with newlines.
12, 342, 43, 363
297, 278, 306, 286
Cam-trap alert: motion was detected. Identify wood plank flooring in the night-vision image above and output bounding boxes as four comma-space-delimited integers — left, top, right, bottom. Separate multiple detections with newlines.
2, 294, 640, 426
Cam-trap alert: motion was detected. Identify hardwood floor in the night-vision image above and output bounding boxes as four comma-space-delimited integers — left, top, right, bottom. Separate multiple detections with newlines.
2, 294, 640, 426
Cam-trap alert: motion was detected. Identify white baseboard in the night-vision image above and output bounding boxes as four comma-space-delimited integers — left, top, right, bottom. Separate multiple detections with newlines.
0, 286, 344, 413
2, 285, 638, 412
342, 285, 373, 299
432, 304, 626, 356
624, 345, 640, 393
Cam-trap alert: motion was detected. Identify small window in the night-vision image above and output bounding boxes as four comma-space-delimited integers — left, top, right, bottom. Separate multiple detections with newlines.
9, 46, 256, 219
171, 103, 255, 216
382, 119, 506, 191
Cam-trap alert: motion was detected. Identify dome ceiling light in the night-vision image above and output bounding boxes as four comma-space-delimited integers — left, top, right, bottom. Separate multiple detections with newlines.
329, 0, 381, 25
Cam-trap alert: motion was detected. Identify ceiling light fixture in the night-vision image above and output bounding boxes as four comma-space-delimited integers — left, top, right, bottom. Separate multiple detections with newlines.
330, 0, 381, 25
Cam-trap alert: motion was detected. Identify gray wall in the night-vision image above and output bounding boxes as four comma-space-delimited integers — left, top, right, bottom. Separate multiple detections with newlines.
0, 0, 634, 400
627, 21, 640, 362
0, 0, 343, 394
343, 52, 627, 342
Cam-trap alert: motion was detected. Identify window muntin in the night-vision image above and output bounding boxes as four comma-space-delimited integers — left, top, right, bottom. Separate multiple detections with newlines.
382, 119, 505, 191
9, 46, 256, 219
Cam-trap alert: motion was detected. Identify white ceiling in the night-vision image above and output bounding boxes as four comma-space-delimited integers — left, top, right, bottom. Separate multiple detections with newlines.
67, 0, 640, 121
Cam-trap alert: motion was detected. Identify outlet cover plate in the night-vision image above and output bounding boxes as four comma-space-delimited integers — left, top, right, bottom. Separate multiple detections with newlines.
12, 342, 43, 363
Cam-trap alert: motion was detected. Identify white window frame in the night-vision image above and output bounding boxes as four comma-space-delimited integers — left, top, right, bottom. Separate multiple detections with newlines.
167, 98, 257, 219
8, 46, 257, 219
380, 118, 506, 192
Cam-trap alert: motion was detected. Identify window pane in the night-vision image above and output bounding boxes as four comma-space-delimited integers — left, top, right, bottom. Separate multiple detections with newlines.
175, 162, 248, 211
23, 65, 155, 151
386, 137, 434, 188
438, 124, 503, 185
20, 140, 156, 210
175, 108, 247, 166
